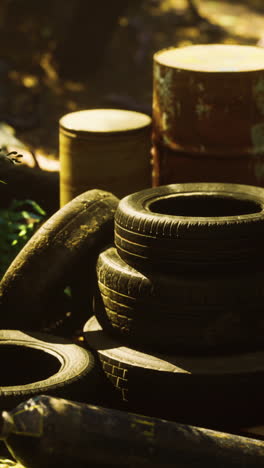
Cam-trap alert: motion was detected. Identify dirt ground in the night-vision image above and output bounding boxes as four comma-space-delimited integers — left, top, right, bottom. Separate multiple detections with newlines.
2, 0, 264, 167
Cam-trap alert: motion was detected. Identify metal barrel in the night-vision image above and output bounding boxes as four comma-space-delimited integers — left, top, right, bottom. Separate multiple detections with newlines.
152, 44, 264, 187
59, 108, 152, 206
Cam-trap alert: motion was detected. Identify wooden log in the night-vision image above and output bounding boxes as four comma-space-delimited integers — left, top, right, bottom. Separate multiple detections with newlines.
0, 394, 263, 468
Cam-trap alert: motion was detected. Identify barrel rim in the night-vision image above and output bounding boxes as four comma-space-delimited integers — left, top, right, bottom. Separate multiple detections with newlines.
153, 44, 264, 74
59, 109, 152, 136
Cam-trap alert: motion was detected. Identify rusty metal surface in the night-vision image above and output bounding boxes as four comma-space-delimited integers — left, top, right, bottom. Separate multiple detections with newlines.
152, 44, 264, 186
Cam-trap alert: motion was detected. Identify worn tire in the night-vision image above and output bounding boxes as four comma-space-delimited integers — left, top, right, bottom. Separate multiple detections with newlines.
84, 316, 264, 431
115, 183, 264, 271
95, 246, 264, 353
0, 189, 119, 330
0, 329, 104, 410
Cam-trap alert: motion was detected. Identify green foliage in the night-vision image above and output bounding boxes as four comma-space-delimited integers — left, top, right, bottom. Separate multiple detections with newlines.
0, 200, 46, 278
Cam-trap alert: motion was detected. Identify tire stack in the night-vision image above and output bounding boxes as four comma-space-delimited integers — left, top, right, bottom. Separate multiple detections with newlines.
84, 182, 264, 432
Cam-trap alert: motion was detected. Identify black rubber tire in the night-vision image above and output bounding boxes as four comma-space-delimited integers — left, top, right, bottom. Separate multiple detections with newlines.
115, 183, 264, 272
0, 189, 119, 330
95, 246, 264, 353
83, 316, 264, 432
0, 329, 105, 410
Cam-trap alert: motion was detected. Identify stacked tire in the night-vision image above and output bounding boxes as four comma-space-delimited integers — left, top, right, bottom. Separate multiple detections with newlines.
84, 183, 264, 431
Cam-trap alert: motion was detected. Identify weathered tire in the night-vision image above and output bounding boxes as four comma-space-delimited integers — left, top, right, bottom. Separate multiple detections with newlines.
83, 316, 264, 431
115, 183, 264, 271
0, 329, 104, 410
95, 246, 264, 353
0, 189, 119, 330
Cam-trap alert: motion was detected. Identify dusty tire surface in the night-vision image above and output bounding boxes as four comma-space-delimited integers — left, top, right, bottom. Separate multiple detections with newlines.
0, 189, 119, 330
0, 329, 103, 410
83, 316, 264, 431
115, 183, 264, 271
95, 246, 264, 353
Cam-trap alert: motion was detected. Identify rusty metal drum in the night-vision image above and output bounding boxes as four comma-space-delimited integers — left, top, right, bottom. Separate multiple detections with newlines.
59, 109, 152, 206
152, 44, 264, 187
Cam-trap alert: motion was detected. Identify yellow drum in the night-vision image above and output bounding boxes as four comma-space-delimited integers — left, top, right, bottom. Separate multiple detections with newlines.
59, 109, 152, 206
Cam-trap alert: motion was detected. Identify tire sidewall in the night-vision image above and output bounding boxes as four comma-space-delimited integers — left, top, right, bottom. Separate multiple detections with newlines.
115, 183, 264, 239
0, 330, 94, 398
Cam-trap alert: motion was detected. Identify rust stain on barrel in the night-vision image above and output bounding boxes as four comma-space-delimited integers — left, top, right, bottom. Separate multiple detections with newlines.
152, 44, 264, 187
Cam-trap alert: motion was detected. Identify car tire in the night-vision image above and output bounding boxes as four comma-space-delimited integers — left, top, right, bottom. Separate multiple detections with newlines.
95, 246, 264, 353
0, 189, 119, 330
115, 183, 264, 272
0, 329, 105, 410
83, 316, 264, 432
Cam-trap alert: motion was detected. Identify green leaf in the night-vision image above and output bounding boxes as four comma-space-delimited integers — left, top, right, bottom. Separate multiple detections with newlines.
0, 198, 46, 278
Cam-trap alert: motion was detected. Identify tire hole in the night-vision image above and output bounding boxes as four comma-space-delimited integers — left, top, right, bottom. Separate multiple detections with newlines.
148, 194, 262, 217
0, 345, 61, 385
